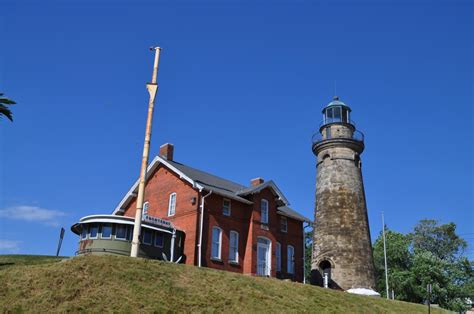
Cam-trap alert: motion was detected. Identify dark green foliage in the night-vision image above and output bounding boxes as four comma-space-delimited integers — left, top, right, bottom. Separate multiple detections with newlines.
373, 220, 474, 312
0, 93, 16, 121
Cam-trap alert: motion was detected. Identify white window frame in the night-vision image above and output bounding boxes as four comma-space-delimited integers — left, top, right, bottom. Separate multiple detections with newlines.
100, 224, 112, 239
154, 232, 164, 248
115, 224, 127, 240
143, 229, 153, 245
81, 226, 88, 240
89, 224, 99, 239
142, 201, 149, 218
168, 193, 177, 216
280, 216, 288, 233
223, 199, 231, 216
287, 245, 295, 274
276, 242, 281, 272
229, 230, 239, 263
211, 226, 222, 260
260, 199, 269, 224
257, 237, 272, 276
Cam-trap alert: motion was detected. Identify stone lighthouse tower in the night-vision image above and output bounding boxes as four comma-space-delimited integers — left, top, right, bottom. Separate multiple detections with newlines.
311, 96, 376, 291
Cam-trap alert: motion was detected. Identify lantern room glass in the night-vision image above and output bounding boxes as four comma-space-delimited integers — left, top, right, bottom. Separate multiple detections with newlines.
324, 106, 350, 124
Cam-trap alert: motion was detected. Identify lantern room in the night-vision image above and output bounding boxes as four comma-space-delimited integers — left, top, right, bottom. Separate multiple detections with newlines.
322, 96, 353, 126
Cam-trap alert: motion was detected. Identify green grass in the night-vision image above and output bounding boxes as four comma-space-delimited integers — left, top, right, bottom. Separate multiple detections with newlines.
0, 255, 448, 313
0, 254, 64, 268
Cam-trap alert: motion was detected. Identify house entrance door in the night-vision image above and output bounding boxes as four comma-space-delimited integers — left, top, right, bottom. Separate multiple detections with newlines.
257, 237, 271, 276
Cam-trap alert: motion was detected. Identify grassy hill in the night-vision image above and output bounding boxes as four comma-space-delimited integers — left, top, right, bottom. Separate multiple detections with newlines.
0, 255, 447, 313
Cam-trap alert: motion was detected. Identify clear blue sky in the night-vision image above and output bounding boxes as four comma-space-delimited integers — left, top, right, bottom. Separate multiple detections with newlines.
1, 1, 472, 259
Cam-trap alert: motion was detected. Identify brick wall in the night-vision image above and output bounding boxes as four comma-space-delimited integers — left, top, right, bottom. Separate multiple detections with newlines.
122, 164, 200, 265
121, 165, 304, 282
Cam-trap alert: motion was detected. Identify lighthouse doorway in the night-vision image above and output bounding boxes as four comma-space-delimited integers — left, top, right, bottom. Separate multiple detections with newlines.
319, 260, 332, 288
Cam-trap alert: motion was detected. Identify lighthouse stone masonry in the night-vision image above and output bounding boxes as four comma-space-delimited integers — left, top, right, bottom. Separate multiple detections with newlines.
311, 97, 376, 291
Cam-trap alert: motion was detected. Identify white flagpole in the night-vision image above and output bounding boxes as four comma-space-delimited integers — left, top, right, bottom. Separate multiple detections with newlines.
382, 212, 389, 299
130, 47, 162, 258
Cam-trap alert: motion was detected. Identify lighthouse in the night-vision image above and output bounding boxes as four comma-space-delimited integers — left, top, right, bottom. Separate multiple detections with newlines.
311, 96, 376, 292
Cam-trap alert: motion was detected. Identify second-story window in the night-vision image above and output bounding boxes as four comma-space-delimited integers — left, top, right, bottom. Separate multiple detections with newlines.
142, 201, 149, 218
280, 216, 288, 233
223, 199, 231, 216
260, 199, 269, 224
168, 193, 177, 216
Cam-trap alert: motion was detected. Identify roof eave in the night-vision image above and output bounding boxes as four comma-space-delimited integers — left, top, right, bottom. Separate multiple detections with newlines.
112, 156, 204, 214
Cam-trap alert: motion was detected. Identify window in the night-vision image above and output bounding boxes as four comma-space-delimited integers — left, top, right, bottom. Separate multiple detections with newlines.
81, 226, 88, 240
142, 201, 149, 217
126, 226, 133, 241
115, 224, 127, 240
260, 199, 269, 224
276, 242, 281, 272
229, 231, 239, 263
89, 224, 99, 239
333, 106, 341, 121
326, 107, 333, 123
211, 227, 222, 260
143, 229, 152, 245
101, 224, 112, 239
280, 217, 288, 233
287, 245, 295, 274
223, 199, 231, 216
342, 108, 348, 123
168, 193, 177, 216
154, 232, 164, 248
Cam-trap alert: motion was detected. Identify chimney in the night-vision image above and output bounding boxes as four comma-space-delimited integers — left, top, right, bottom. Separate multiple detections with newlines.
251, 177, 264, 186
159, 143, 174, 161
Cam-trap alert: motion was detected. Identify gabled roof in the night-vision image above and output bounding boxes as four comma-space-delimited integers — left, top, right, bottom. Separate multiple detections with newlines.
113, 156, 311, 222
237, 180, 289, 205
277, 206, 311, 223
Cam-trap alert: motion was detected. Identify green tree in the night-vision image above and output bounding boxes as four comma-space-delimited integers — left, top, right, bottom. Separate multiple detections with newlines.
373, 220, 474, 312
304, 228, 313, 283
0, 93, 16, 121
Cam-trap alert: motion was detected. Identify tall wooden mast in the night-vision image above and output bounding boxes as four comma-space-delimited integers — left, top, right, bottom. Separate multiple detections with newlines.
130, 47, 162, 258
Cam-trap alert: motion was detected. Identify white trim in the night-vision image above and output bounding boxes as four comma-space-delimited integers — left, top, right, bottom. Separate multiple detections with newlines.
211, 226, 222, 260
89, 224, 99, 239
76, 215, 176, 234
100, 224, 113, 239
112, 156, 204, 214
168, 192, 177, 216
229, 230, 239, 263
115, 224, 127, 240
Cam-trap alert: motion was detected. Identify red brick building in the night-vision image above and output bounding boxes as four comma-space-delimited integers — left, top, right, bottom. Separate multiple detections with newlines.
113, 143, 310, 282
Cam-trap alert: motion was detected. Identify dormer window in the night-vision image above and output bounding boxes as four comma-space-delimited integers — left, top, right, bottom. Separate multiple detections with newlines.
260, 199, 269, 224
